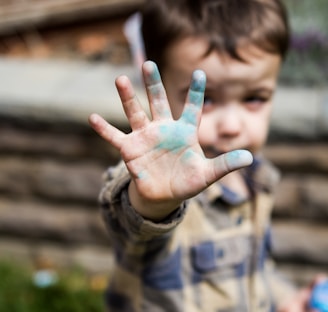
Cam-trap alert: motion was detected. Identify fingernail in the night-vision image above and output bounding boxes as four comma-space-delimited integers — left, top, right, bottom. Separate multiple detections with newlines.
188, 70, 206, 106
225, 150, 253, 170
88, 113, 99, 125
191, 70, 206, 92
143, 61, 161, 84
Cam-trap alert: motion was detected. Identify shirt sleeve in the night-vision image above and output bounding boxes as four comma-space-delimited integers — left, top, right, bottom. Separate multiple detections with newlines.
99, 161, 187, 244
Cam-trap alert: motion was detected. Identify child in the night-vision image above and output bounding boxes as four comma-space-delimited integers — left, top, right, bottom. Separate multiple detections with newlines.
89, 0, 321, 311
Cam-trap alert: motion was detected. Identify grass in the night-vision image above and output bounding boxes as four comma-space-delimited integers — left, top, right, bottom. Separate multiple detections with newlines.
0, 260, 106, 312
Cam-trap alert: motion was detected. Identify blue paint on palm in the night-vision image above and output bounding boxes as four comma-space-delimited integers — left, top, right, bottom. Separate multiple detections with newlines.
181, 149, 195, 161
137, 171, 148, 180
156, 122, 194, 153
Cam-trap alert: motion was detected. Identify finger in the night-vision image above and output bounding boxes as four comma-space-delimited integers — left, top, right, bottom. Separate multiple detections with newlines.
205, 150, 253, 185
142, 61, 172, 120
180, 69, 206, 126
88, 113, 125, 150
115, 75, 150, 130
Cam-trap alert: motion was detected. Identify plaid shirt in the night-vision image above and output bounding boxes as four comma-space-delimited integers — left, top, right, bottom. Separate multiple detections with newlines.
99, 157, 296, 312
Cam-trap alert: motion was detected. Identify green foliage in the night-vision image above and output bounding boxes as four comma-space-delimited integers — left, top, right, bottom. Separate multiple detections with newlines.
284, 0, 328, 34
279, 0, 328, 86
0, 261, 105, 312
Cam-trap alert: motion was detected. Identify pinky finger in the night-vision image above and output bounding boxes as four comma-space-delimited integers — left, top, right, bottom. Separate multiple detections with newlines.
88, 113, 125, 150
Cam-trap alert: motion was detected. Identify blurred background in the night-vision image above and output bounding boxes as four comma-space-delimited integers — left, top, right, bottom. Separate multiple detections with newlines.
0, 0, 327, 310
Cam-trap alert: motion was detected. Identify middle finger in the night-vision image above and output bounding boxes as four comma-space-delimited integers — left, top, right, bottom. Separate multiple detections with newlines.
143, 61, 172, 121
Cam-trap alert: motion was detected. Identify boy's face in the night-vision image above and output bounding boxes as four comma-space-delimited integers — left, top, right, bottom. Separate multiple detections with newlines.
161, 37, 281, 157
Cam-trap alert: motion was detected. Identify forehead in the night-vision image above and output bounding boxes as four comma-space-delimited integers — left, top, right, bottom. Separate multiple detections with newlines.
162, 37, 281, 88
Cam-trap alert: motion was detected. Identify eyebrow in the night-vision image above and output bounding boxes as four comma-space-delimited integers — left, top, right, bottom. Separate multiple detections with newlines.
181, 84, 274, 97
247, 87, 274, 95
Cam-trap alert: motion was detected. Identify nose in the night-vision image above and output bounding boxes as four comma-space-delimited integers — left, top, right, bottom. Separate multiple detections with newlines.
217, 105, 242, 138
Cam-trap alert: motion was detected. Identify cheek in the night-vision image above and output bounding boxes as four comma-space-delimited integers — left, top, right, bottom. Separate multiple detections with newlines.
247, 113, 271, 150
198, 114, 216, 145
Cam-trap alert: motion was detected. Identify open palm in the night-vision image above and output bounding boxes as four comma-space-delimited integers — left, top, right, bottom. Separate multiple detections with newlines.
89, 61, 252, 219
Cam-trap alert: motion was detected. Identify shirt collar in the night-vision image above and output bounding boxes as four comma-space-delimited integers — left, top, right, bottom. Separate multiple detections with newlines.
201, 156, 280, 206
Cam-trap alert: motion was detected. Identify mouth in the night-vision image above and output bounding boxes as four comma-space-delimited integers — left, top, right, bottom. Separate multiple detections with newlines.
202, 146, 224, 158
202, 145, 248, 158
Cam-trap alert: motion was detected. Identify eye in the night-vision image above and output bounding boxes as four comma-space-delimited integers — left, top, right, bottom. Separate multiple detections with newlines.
204, 96, 213, 105
203, 96, 215, 112
243, 95, 268, 110
244, 95, 267, 103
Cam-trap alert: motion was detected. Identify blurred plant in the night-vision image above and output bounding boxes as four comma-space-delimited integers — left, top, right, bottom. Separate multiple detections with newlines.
280, 29, 328, 86
280, 0, 328, 86
0, 260, 106, 312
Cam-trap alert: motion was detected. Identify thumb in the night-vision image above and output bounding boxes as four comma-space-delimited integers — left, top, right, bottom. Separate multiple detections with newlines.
206, 150, 253, 185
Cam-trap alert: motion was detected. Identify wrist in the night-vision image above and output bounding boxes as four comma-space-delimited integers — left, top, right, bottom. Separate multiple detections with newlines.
128, 181, 182, 221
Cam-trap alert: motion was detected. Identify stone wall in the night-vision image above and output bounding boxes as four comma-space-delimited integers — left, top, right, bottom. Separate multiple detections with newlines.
0, 110, 327, 286
0, 114, 121, 273
264, 142, 328, 286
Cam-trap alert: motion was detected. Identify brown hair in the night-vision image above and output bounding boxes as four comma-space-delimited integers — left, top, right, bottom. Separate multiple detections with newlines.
141, 0, 289, 71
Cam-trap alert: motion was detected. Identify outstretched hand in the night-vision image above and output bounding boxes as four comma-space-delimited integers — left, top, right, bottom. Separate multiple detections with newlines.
89, 61, 253, 220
